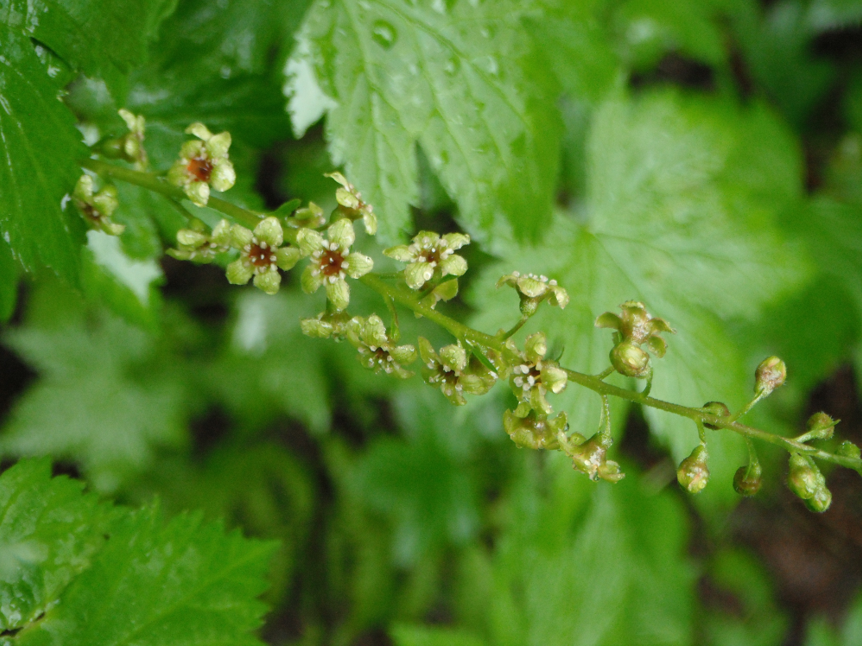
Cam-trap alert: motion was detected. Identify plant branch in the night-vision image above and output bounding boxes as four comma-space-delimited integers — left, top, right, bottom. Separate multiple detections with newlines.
82, 158, 862, 475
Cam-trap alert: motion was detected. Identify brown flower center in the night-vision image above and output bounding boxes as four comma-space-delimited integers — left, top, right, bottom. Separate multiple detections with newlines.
319, 249, 345, 276
187, 157, 213, 182
249, 242, 275, 268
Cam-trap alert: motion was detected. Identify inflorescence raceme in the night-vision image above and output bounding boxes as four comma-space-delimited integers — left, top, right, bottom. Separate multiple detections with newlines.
77, 114, 862, 513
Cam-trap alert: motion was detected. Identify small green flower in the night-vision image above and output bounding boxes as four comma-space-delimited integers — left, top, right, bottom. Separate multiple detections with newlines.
384, 231, 470, 290
417, 337, 497, 406
568, 434, 625, 483
754, 356, 787, 396
503, 409, 568, 450
167, 218, 232, 263
300, 311, 352, 340
677, 444, 710, 494
787, 453, 831, 511
326, 172, 377, 235
72, 174, 124, 236
507, 332, 568, 416
298, 219, 373, 311
167, 122, 236, 206
118, 109, 148, 169
225, 217, 301, 295
497, 271, 569, 315
346, 315, 417, 378
596, 300, 675, 357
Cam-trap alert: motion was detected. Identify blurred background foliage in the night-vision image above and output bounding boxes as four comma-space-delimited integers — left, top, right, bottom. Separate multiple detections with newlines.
3, 0, 862, 643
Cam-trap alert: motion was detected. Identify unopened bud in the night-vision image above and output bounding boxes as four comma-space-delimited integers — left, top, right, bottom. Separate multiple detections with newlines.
610, 341, 650, 378
754, 356, 786, 396
805, 485, 832, 513
702, 401, 730, 430
837, 440, 861, 460
787, 453, 821, 500
733, 462, 762, 497
806, 412, 836, 440
570, 435, 625, 483
677, 445, 709, 494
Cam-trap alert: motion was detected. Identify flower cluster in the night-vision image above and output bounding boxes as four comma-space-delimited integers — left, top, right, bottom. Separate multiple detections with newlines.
418, 338, 497, 406
298, 219, 373, 311
167, 123, 236, 206
497, 271, 569, 316
72, 175, 123, 236
346, 315, 416, 378
567, 434, 625, 483
326, 172, 377, 235
503, 409, 567, 450
596, 300, 675, 378
385, 231, 470, 290
167, 219, 231, 263
226, 217, 303, 295
505, 332, 568, 416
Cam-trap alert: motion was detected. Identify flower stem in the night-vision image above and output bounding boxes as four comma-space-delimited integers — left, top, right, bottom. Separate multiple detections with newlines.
81, 158, 862, 475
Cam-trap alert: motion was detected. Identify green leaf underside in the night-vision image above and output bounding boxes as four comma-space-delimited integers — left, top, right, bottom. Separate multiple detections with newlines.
1, 302, 188, 493
16, 506, 276, 645
0, 25, 87, 284
0, 459, 277, 645
470, 90, 809, 508
288, 0, 561, 245
0, 459, 110, 633
1, 0, 176, 100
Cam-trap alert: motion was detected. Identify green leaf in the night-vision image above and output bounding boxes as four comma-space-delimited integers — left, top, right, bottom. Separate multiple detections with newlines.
0, 240, 20, 321
13, 502, 276, 645
2, 0, 177, 100
455, 455, 696, 644
470, 90, 810, 509
1, 286, 191, 492
0, 459, 111, 632
0, 25, 88, 285
287, 0, 562, 244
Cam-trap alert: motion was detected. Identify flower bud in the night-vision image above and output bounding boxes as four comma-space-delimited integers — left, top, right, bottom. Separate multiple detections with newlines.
836, 440, 861, 460
787, 454, 821, 501
805, 485, 832, 513
754, 356, 786, 396
677, 445, 709, 494
702, 401, 730, 430
733, 462, 762, 497
569, 435, 625, 483
806, 412, 836, 440
503, 409, 567, 450
610, 341, 650, 378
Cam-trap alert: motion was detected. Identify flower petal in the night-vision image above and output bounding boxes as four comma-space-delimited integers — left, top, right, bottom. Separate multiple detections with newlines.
210, 161, 236, 192
524, 332, 547, 364
335, 187, 360, 209
343, 253, 373, 278
326, 278, 350, 311
391, 345, 417, 366
206, 131, 232, 158
254, 217, 284, 248
440, 254, 467, 278
254, 269, 282, 295
297, 228, 324, 256
439, 344, 467, 372
595, 312, 623, 330
226, 259, 253, 285
184, 180, 210, 207
542, 365, 568, 394
301, 264, 323, 294
276, 246, 302, 270
384, 245, 416, 262
404, 262, 435, 290
185, 122, 214, 140
230, 224, 254, 249
327, 218, 355, 249
442, 232, 470, 251
417, 337, 437, 367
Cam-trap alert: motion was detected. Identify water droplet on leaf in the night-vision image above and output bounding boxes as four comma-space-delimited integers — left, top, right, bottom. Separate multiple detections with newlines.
371, 20, 397, 48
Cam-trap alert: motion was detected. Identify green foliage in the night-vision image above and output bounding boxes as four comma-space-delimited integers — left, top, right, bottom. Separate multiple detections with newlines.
2, 0, 862, 643
0, 459, 276, 645
287, 0, 561, 243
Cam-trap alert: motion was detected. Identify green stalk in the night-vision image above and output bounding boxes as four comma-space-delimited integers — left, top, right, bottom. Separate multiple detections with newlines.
82, 158, 862, 475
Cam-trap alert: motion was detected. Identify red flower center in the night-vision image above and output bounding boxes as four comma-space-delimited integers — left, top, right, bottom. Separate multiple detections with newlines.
249, 242, 274, 268
187, 157, 213, 182
320, 249, 345, 276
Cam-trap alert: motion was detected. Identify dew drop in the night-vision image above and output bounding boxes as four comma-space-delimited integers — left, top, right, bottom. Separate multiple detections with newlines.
371, 20, 397, 48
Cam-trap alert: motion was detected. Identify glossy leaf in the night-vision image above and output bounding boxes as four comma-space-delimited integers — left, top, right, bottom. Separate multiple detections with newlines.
0, 25, 87, 285
287, 0, 562, 244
